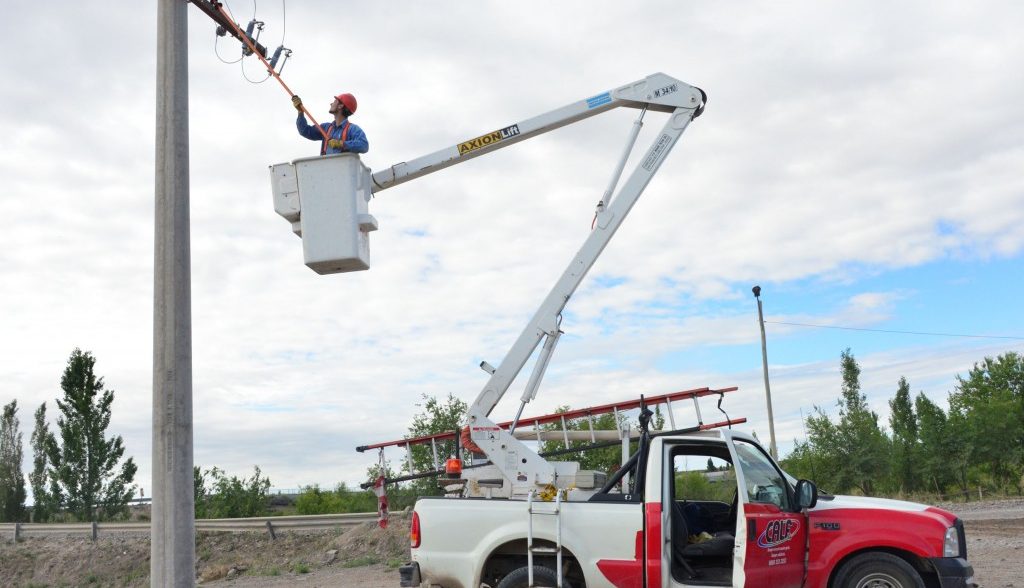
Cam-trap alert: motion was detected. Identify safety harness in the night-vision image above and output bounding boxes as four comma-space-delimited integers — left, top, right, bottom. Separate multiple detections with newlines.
320, 121, 351, 156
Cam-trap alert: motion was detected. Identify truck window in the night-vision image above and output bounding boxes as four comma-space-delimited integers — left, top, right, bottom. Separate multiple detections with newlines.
673, 454, 735, 503
733, 439, 790, 510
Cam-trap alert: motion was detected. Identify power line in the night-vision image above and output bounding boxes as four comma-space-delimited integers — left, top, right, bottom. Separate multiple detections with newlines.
764, 321, 1024, 341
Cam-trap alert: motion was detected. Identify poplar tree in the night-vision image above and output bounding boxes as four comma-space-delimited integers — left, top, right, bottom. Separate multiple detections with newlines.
30, 403, 57, 522
0, 400, 28, 522
914, 393, 968, 494
888, 377, 919, 493
804, 349, 889, 495
47, 349, 137, 521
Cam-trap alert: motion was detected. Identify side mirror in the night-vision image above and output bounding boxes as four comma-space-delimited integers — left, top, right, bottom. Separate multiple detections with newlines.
795, 479, 818, 510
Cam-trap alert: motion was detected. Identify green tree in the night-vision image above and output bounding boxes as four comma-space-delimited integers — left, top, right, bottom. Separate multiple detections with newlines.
29, 403, 57, 522
914, 393, 969, 495
801, 407, 843, 490
780, 439, 819, 486
193, 466, 206, 518
295, 482, 419, 515
194, 465, 271, 519
402, 393, 468, 496
888, 377, 919, 493
803, 349, 890, 495
47, 349, 137, 522
294, 484, 345, 514
0, 400, 28, 522
538, 409, 631, 476
948, 352, 1024, 492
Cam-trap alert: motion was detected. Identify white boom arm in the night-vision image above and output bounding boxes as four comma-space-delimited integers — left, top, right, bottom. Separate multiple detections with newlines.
370, 73, 706, 496
370, 73, 701, 195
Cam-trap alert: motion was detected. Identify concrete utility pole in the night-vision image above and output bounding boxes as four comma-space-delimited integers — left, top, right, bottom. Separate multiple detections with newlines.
752, 286, 778, 460
153, 0, 195, 584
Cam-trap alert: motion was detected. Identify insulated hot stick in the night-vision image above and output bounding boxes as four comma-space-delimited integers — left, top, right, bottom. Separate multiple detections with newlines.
213, 3, 330, 142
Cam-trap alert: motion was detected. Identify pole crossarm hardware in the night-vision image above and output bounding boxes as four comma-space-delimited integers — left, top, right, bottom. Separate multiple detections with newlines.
188, 0, 329, 141
188, 0, 269, 58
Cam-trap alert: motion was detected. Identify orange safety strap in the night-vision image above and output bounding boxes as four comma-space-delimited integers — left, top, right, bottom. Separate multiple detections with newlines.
320, 121, 351, 156
215, 4, 330, 142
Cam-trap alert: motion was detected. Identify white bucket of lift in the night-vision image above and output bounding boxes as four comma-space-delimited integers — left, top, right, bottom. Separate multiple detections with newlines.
270, 153, 378, 274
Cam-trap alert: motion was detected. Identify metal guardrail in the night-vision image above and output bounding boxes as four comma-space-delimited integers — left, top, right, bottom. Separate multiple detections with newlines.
0, 511, 388, 542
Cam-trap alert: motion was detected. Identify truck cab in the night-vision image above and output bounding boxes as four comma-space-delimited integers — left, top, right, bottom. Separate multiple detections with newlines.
638, 430, 976, 588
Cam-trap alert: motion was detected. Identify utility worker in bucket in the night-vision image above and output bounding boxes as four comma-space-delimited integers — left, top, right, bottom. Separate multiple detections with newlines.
292, 92, 369, 155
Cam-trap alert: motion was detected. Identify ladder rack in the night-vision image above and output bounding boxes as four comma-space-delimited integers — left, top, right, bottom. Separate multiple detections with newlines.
356, 386, 738, 453
357, 386, 745, 492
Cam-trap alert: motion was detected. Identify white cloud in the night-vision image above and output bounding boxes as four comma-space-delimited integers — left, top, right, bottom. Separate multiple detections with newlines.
1, 0, 1023, 492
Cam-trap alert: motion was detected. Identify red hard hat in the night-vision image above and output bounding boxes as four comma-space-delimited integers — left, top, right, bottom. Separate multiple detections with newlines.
335, 92, 357, 114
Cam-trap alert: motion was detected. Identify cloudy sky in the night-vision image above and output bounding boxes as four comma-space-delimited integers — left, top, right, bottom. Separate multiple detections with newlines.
2, 1, 1022, 496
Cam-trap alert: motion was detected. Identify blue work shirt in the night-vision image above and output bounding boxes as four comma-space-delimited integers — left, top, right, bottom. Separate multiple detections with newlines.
296, 115, 369, 155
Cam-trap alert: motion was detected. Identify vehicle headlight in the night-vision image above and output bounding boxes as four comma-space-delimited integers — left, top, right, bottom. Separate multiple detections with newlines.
943, 526, 961, 557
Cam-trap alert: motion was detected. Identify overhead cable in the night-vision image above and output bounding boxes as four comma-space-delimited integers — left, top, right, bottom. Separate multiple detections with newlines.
765, 321, 1024, 341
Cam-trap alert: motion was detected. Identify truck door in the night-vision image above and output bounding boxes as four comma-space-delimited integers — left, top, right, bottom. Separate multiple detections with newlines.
732, 439, 807, 588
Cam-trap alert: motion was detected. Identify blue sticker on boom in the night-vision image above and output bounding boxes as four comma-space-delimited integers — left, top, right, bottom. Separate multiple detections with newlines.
586, 92, 612, 109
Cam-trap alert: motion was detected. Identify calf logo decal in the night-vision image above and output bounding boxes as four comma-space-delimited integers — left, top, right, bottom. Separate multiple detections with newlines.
757, 518, 800, 549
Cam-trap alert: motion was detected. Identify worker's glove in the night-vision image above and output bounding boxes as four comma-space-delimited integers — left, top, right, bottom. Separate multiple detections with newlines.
291, 95, 303, 112
327, 139, 345, 150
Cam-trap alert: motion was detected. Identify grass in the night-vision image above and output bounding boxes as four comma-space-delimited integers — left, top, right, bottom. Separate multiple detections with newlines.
293, 562, 311, 574
342, 555, 380, 568
385, 557, 407, 569
251, 566, 282, 577
122, 568, 147, 584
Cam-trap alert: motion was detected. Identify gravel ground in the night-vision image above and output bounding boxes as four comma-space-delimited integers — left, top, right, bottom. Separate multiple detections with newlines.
236, 563, 400, 587
941, 499, 1024, 588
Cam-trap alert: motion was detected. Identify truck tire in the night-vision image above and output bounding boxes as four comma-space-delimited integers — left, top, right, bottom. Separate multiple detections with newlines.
834, 552, 925, 588
496, 565, 563, 588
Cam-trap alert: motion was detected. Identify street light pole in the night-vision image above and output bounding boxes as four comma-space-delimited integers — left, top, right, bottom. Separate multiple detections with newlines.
752, 285, 778, 460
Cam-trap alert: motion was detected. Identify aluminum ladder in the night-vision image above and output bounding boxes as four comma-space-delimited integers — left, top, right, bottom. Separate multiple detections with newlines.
526, 489, 563, 587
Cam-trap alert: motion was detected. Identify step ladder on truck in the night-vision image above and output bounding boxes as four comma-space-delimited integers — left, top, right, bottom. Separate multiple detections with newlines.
269, 72, 709, 499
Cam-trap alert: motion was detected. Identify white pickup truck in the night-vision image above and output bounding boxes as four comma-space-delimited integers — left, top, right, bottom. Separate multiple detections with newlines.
399, 429, 976, 588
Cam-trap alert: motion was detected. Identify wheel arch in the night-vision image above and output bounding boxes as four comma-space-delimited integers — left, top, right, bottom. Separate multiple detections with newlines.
827, 548, 940, 588
479, 538, 586, 588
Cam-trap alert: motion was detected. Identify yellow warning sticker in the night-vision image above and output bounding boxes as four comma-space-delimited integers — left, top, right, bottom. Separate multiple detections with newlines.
458, 124, 521, 155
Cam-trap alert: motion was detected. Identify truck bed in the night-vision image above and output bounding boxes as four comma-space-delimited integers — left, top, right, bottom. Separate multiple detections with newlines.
412, 496, 643, 588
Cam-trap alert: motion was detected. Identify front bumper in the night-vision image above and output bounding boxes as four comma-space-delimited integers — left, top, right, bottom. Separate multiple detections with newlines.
929, 557, 977, 588
399, 561, 421, 587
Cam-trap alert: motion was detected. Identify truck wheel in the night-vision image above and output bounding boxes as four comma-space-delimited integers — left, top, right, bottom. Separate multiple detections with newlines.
496, 565, 563, 588
834, 552, 924, 588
